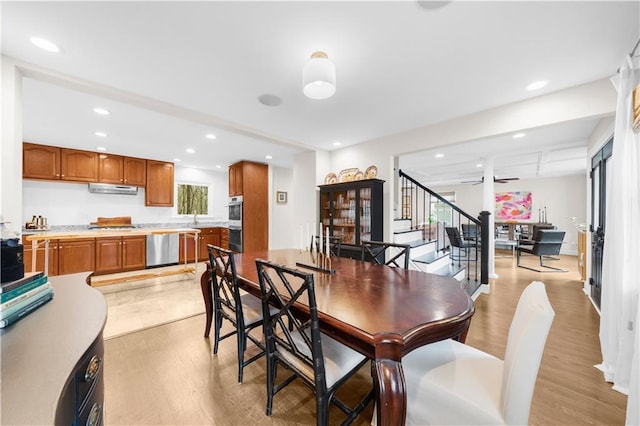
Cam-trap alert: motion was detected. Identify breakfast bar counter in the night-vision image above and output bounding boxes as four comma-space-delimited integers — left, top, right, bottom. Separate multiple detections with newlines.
25, 227, 201, 278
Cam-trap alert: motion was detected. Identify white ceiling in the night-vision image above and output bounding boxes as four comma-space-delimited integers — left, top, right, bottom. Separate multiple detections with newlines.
2, 1, 638, 179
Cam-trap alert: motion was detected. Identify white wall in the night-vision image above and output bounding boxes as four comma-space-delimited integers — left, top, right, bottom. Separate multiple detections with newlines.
269, 166, 295, 249
430, 175, 587, 255
22, 166, 228, 226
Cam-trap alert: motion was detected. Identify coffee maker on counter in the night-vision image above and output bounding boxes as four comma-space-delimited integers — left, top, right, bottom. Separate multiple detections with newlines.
25, 215, 48, 230
1, 219, 24, 283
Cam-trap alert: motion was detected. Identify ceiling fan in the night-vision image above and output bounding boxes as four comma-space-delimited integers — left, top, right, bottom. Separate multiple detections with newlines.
461, 176, 520, 185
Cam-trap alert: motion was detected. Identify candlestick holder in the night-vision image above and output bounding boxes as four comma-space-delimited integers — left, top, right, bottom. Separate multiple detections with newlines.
296, 251, 335, 274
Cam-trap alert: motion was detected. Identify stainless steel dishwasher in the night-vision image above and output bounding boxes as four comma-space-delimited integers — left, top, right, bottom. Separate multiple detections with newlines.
146, 233, 179, 267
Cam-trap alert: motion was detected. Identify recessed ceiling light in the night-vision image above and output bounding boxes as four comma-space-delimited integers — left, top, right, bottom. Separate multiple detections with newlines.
265, 155, 273, 160
186, 148, 195, 154
435, 153, 444, 158
526, 80, 547, 91
512, 133, 526, 139
95, 131, 107, 137
174, 158, 181, 162
258, 94, 283, 107
205, 133, 216, 140
30, 36, 63, 53
96, 147, 107, 152
93, 107, 110, 115
333, 141, 342, 146
476, 163, 483, 168
216, 165, 222, 169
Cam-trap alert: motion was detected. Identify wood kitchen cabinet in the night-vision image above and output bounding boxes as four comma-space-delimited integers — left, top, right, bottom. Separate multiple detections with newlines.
220, 227, 229, 249
58, 239, 96, 275
22, 236, 59, 276
95, 235, 146, 274
179, 228, 223, 263
228, 161, 268, 252
23, 144, 98, 182
60, 148, 99, 182
23, 143, 61, 180
98, 154, 124, 184
146, 160, 174, 207
23, 237, 96, 276
24, 143, 148, 187
98, 154, 147, 186
123, 157, 146, 186
228, 162, 244, 196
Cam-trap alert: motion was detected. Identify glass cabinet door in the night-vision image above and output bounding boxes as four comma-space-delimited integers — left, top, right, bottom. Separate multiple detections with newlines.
359, 187, 372, 243
328, 189, 356, 244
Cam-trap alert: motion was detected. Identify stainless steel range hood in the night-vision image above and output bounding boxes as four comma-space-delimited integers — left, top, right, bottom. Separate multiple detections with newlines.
88, 183, 138, 195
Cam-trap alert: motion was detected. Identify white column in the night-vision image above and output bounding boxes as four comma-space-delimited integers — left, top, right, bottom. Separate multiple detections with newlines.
482, 157, 497, 279
1, 57, 23, 228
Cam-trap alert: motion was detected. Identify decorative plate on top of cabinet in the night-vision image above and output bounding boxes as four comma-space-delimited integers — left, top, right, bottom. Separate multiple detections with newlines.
354, 171, 364, 181
338, 168, 360, 182
365, 165, 378, 179
324, 172, 338, 184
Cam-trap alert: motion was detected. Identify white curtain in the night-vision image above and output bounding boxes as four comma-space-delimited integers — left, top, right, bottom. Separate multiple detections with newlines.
597, 55, 640, 425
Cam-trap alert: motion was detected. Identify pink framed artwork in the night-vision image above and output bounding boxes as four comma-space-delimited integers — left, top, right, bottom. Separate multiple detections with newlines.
495, 191, 532, 220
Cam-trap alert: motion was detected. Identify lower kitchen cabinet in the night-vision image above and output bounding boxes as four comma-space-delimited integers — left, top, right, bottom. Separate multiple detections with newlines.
22, 236, 59, 276
122, 236, 146, 271
220, 227, 229, 250
179, 228, 222, 263
59, 239, 96, 275
95, 236, 146, 275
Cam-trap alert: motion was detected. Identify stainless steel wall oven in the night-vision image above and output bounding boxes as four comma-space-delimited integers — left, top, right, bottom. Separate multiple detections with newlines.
228, 226, 242, 252
228, 196, 243, 228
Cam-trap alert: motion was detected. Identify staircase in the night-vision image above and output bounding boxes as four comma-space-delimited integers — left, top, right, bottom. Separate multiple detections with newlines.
395, 170, 490, 297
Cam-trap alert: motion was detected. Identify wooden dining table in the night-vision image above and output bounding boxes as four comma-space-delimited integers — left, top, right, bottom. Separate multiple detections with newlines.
201, 249, 474, 426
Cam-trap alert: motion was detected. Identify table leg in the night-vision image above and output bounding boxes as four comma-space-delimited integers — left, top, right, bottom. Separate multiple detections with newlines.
374, 358, 407, 426
200, 267, 213, 338
44, 240, 49, 276
31, 240, 37, 272
194, 232, 198, 283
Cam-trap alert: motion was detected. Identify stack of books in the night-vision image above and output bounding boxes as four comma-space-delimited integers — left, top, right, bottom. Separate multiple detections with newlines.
0, 272, 54, 329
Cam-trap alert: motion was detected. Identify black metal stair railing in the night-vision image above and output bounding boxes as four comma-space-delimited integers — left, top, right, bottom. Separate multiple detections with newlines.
399, 169, 489, 291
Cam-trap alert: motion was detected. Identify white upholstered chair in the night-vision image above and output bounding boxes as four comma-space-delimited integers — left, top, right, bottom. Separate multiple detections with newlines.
394, 281, 554, 425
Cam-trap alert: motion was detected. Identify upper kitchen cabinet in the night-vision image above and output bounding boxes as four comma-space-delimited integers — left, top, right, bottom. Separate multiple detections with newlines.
123, 157, 146, 186
23, 143, 61, 180
60, 148, 99, 182
98, 154, 124, 184
228, 162, 244, 196
145, 160, 174, 207
24, 143, 99, 182
98, 154, 146, 186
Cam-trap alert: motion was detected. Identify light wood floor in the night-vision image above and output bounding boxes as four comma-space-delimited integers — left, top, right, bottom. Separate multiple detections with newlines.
102, 253, 627, 425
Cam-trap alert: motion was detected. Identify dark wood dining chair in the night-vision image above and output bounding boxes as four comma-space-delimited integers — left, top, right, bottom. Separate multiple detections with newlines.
206, 244, 268, 383
361, 240, 411, 268
255, 259, 374, 425
311, 235, 342, 257
516, 230, 566, 272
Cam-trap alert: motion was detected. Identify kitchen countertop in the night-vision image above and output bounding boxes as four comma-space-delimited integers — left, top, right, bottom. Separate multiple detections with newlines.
24, 227, 201, 241
22, 221, 229, 236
